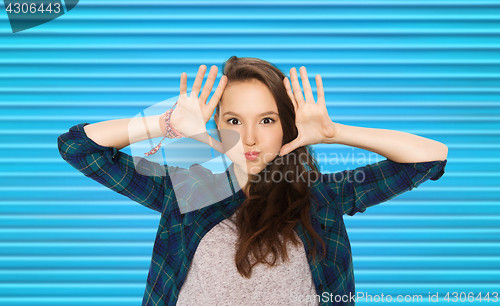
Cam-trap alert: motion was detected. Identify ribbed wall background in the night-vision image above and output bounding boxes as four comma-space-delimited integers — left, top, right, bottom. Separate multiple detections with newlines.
1, 1, 499, 305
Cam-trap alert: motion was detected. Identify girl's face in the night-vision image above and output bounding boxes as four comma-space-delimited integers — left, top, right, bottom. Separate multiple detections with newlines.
215, 79, 283, 176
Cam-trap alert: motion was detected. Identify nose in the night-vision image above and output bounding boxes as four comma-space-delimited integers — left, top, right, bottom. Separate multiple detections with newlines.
242, 125, 256, 148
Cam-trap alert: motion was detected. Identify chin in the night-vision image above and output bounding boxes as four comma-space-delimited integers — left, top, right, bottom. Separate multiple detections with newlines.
235, 161, 263, 175
248, 163, 267, 175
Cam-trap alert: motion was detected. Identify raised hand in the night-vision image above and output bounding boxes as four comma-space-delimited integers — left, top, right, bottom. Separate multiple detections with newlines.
169, 65, 227, 153
280, 66, 338, 156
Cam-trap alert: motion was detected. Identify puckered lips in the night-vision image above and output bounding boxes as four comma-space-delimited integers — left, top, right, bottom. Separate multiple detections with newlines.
244, 150, 260, 161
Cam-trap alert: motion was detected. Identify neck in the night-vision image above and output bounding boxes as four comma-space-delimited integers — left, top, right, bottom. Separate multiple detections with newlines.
233, 163, 249, 198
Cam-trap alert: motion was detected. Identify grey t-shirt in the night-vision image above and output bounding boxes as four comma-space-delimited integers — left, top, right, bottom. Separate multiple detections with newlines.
177, 212, 319, 305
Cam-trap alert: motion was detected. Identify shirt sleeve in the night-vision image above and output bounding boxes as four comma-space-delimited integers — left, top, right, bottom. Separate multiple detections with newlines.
321, 158, 447, 216
57, 122, 178, 214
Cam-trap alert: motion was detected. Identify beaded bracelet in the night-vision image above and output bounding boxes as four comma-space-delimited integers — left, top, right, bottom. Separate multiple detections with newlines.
144, 101, 186, 156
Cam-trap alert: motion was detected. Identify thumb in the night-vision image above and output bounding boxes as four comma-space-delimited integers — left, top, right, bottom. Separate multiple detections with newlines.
209, 137, 225, 154
279, 139, 301, 156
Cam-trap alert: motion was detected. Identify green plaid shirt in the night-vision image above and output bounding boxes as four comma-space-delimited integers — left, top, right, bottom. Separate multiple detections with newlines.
57, 123, 447, 306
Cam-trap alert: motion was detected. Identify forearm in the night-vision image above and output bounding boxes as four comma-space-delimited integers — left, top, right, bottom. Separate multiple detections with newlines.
330, 123, 448, 163
83, 113, 166, 150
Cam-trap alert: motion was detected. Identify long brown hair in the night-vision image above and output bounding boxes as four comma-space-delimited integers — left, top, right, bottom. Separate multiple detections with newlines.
215, 56, 326, 278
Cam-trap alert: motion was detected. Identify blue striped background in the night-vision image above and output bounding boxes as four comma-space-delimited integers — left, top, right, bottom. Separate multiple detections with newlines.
1, 1, 499, 305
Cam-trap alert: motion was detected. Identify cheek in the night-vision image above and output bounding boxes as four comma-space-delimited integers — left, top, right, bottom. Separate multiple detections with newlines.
266, 129, 283, 153
274, 126, 284, 144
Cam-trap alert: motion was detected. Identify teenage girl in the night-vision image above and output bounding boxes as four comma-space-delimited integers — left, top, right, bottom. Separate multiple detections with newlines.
58, 56, 447, 305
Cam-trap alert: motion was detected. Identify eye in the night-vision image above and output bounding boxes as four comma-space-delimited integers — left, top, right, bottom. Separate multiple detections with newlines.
227, 118, 240, 125
262, 118, 275, 124
226, 118, 276, 125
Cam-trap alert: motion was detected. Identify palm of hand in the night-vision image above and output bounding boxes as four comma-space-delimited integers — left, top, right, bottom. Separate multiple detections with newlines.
171, 95, 210, 136
168, 65, 227, 153
294, 102, 336, 146
280, 66, 337, 156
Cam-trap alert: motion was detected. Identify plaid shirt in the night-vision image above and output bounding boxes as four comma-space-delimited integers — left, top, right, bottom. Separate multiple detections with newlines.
57, 123, 447, 306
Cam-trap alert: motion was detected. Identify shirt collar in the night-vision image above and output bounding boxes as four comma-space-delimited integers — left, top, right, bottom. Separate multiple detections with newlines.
216, 161, 246, 203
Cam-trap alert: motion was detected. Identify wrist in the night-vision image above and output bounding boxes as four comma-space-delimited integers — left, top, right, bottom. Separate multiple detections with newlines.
158, 113, 167, 135
324, 122, 345, 144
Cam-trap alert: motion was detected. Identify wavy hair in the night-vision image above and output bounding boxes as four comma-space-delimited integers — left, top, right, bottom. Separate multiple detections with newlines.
215, 56, 326, 278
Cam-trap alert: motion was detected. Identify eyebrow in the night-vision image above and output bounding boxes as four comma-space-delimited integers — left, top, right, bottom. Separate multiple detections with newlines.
222, 111, 279, 117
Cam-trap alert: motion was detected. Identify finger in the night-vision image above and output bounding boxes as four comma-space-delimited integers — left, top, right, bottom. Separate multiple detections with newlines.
316, 74, 325, 107
280, 138, 302, 156
283, 77, 298, 112
290, 67, 305, 105
179, 72, 187, 97
208, 75, 227, 110
199, 65, 218, 103
189, 132, 224, 154
190, 65, 207, 97
299, 66, 315, 103
209, 136, 225, 154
